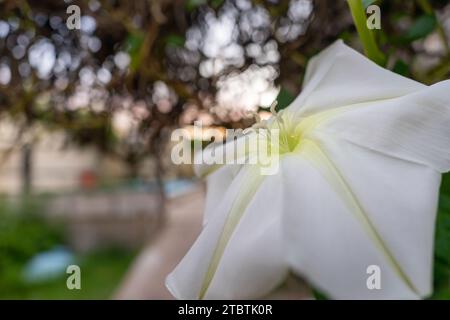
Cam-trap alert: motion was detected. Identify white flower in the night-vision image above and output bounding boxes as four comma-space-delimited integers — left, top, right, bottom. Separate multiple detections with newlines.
166, 40, 450, 299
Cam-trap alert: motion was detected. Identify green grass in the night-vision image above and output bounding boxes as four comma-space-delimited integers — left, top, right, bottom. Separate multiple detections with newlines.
1, 250, 135, 300
0, 197, 136, 299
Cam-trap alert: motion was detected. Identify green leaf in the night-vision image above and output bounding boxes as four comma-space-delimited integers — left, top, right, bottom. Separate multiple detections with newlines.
440, 194, 450, 213
435, 208, 450, 265
431, 172, 450, 299
274, 87, 295, 111
186, 0, 207, 11
312, 288, 329, 300
392, 59, 410, 77
440, 172, 450, 194
125, 32, 145, 71
406, 14, 436, 41
166, 34, 185, 48
211, 0, 224, 8
126, 32, 145, 55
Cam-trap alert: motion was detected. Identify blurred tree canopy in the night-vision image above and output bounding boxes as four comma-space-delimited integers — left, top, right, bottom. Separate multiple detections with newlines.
0, 0, 449, 175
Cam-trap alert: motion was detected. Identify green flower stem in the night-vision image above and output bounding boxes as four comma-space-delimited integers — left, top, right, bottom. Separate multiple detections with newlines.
347, 0, 386, 66
416, 0, 432, 13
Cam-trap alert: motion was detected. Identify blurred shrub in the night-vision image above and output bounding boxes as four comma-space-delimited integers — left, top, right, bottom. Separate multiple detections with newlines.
0, 198, 135, 299
0, 249, 135, 299
0, 198, 64, 289
433, 173, 450, 299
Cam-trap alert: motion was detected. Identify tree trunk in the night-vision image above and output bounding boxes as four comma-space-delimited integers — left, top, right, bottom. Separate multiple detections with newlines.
21, 143, 32, 195
152, 136, 167, 229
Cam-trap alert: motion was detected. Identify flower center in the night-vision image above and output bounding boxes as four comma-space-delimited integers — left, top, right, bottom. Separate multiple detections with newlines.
272, 112, 302, 154
249, 101, 302, 155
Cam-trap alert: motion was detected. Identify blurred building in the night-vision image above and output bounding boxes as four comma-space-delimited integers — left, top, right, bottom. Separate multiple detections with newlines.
0, 119, 101, 194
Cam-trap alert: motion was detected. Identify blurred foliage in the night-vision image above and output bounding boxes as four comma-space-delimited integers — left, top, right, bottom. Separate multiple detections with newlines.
405, 14, 437, 42
433, 173, 450, 299
0, 198, 134, 299
0, 198, 63, 290
275, 87, 294, 111
0, 249, 135, 299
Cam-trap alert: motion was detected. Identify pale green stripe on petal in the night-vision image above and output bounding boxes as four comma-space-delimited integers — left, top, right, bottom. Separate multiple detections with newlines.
199, 165, 266, 299
299, 138, 419, 295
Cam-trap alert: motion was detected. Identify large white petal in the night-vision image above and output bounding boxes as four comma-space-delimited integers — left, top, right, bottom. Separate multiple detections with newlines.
194, 131, 262, 178
203, 165, 241, 226
288, 40, 424, 116
204, 166, 287, 299
316, 136, 441, 297
282, 149, 420, 299
166, 165, 287, 299
317, 81, 450, 173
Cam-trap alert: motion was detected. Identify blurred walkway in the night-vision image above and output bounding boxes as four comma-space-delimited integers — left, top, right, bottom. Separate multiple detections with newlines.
114, 185, 205, 299
114, 185, 312, 300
